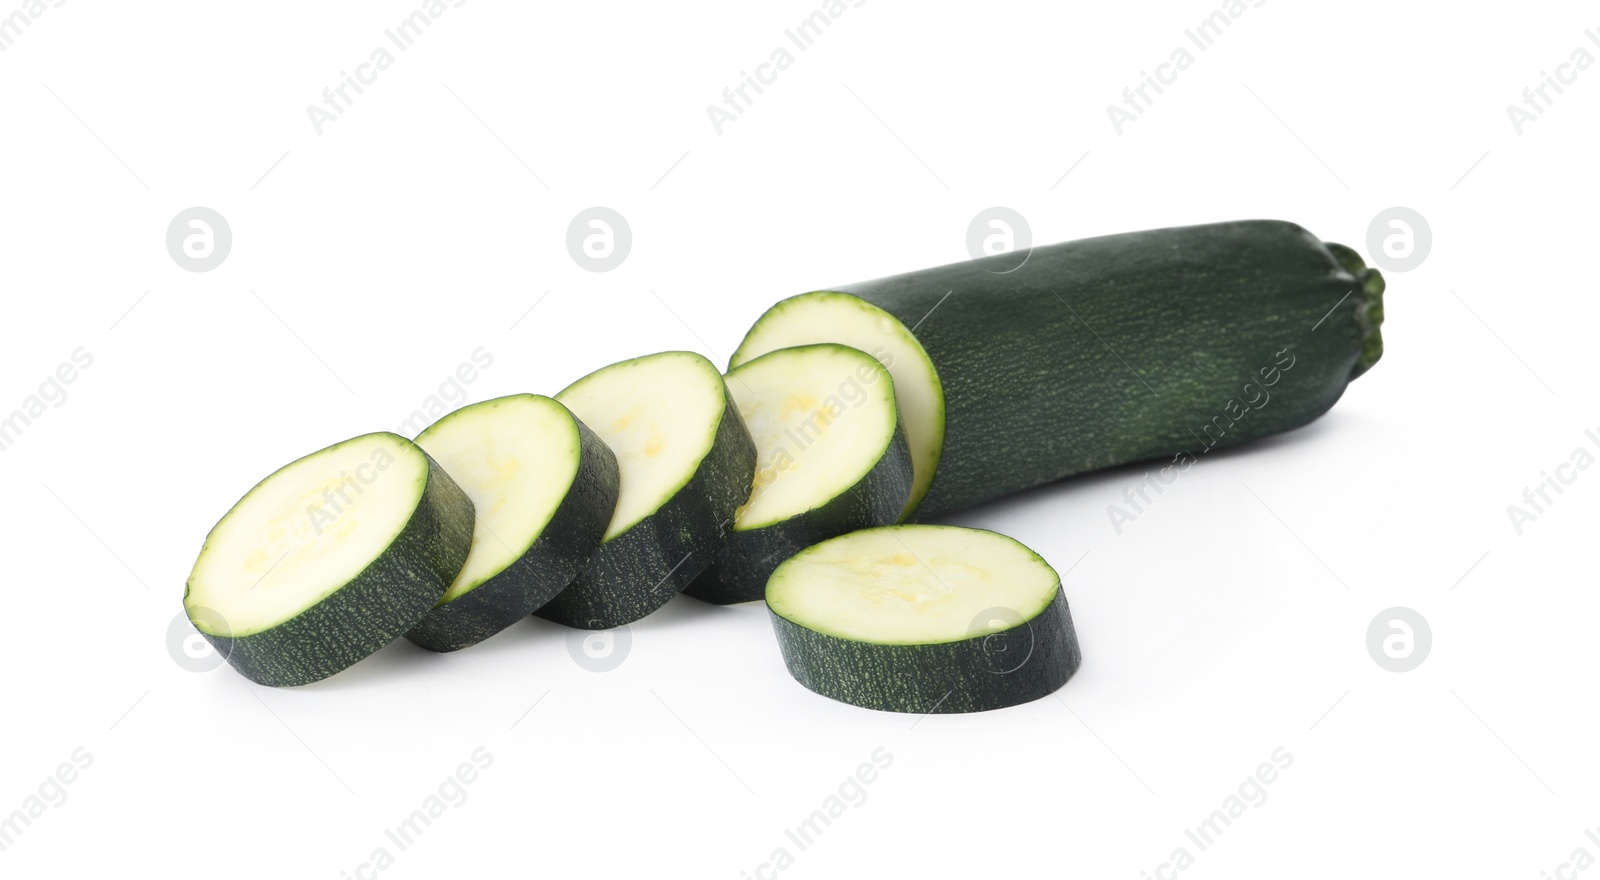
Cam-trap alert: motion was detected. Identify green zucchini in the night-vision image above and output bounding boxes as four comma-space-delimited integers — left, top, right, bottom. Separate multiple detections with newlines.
404, 394, 619, 652
184, 432, 475, 687
766, 525, 1080, 713
683, 344, 913, 605
732, 220, 1386, 519
534, 351, 756, 629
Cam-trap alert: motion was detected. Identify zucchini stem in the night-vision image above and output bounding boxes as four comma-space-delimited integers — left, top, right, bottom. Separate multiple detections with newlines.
1324, 240, 1385, 379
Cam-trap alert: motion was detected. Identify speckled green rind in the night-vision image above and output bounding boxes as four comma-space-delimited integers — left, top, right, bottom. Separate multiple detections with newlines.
769, 589, 1080, 714
198, 449, 475, 687
534, 380, 756, 630
405, 416, 620, 652
819, 219, 1385, 519
683, 416, 913, 606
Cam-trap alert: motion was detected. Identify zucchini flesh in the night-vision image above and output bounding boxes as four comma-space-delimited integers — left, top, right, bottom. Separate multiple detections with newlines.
184, 432, 474, 686
405, 394, 619, 652
732, 220, 1386, 519
766, 525, 1080, 713
683, 343, 913, 605
534, 351, 756, 629
732, 296, 941, 521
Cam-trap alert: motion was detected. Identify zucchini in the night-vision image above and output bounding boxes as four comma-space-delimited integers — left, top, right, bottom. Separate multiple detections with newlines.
683, 344, 913, 605
732, 220, 1386, 518
404, 394, 619, 652
766, 525, 1080, 713
184, 432, 475, 687
534, 351, 756, 629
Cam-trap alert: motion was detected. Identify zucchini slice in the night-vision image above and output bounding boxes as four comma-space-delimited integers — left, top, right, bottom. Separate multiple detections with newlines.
534, 351, 756, 629
684, 344, 913, 605
404, 394, 619, 652
766, 525, 1081, 714
732, 294, 941, 521
732, 220, 1386, 519
184, 432, 475, 687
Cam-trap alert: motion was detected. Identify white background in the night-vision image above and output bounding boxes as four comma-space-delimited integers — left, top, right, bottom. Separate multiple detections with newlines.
2, 1, 1596, 877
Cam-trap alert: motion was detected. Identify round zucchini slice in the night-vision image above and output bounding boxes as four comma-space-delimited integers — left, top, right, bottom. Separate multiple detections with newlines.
183, 432, 475, 686
684, 344, 912, 605
404, 394, 619, 652
731, 292, 943, 522
534, 351, 756, 629
766, 525, 1081, 713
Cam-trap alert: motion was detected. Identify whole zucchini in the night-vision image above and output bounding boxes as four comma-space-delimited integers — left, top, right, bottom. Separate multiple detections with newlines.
731, 220, 1385, 519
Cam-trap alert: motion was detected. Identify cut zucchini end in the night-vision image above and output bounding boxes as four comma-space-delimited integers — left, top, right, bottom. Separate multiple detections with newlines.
728, 342, 902, 532
731, 291, 944, 522
681, 343, 914, 605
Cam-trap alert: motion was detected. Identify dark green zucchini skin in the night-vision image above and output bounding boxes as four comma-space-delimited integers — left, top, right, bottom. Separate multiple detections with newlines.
405, 417, 620, 652
769, 589, 1080, 713
828, 219, 1385, 519
683, 418, 914, 606
534, 382, 756, 630
201, 451, 475, 687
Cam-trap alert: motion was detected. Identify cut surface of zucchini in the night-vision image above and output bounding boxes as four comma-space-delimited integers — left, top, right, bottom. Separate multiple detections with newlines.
766, 525, 1080, 713
405, 394, 618, 651
683, 343, 911, 604
731, 293, 941, 522
535, 351, 756, 629
184, 432, 474, 685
